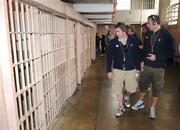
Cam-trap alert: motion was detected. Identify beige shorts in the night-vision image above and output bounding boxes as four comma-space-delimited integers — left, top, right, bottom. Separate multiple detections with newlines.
112, 69, 138, 94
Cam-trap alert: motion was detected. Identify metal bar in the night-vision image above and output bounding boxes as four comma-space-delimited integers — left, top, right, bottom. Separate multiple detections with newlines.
8, 0, 18, 64
20, 4, 30, 122
25, 5, 32, 60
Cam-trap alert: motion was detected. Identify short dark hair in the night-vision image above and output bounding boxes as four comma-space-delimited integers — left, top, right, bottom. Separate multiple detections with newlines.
114, 22, 126, 32
148, 15, 160, 24
127, 25, 136, 33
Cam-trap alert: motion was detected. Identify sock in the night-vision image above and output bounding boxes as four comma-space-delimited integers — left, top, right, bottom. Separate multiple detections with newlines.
138, 100, 143, 104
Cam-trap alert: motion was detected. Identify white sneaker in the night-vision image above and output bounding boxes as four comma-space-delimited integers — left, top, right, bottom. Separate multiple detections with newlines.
124, 95, 131, 108
149, 107, 156, 119
116, 108, 125, 117
131, 100, 145, 110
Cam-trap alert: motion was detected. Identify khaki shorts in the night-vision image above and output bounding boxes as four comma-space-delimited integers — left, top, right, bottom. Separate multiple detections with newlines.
112, 69, 138, 94
139, 66, 165, 97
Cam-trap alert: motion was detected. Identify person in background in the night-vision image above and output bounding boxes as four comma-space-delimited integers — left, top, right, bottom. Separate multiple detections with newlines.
127, 26, 138, 38
126, 25, 143, 94
141, 23, 149, 39
107, 22, 141, 117
100, 34, 106, 56
140, 23, 150, 49
105, 30, 115, 52
96, 32, 101, 54
105, 30, 111, 46
127, 25, 142, 50
104, 31, 111, 55
131, 15, 176, 119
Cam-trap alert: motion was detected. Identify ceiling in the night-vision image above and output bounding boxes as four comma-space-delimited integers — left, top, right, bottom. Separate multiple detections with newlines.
61, 0, 112, 4
61, 0, 159, 25
61, 0, 114, 24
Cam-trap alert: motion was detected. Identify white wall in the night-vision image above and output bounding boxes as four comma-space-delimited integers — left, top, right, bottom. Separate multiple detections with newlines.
115, 0, 159, 24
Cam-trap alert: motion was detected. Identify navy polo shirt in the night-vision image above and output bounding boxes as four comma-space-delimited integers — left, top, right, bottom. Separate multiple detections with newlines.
107, 36, 141, 72
143, 27, 176, 69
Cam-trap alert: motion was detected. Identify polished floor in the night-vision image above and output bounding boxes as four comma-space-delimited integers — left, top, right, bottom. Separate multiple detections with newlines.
53, 56, 180, 130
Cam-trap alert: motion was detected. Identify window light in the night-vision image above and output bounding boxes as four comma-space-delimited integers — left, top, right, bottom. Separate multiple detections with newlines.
170, 0, 179, 5
116, 0, 131, 10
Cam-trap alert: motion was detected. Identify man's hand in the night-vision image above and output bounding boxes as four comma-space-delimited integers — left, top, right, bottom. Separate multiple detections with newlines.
107, 72, 112, 80
146, 54, 156, 61
139, 45, 143, 49
141, 62, 144, 71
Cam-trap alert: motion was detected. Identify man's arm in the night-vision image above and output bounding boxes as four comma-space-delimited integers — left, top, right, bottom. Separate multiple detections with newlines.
107, 40, 113, 72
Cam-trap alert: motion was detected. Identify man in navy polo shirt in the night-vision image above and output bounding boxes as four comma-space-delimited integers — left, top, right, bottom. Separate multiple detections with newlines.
107, 22, 141, 117
131, 15, 176, 119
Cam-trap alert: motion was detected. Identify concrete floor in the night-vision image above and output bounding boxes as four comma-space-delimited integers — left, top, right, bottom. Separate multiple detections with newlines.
53, 56, 180, 130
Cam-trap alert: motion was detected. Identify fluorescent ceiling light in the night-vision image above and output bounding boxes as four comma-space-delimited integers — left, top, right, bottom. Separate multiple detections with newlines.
116, 0, 131, 10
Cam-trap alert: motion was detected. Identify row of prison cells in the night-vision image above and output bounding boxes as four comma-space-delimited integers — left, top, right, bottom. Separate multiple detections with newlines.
0, 0, 96, 130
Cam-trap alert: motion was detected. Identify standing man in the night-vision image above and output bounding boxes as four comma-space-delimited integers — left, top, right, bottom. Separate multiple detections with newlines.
131, 15, 176, 119
100, 34, 106, 56
107, 22, 141, 117
96, 32, 101, 54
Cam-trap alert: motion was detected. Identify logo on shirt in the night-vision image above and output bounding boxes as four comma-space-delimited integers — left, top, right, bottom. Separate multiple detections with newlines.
145, 36, 149, 39
158, 38, 161, 42
116, 45, 119, 48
